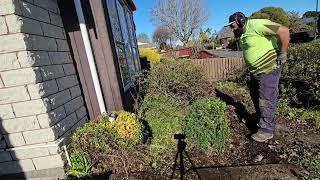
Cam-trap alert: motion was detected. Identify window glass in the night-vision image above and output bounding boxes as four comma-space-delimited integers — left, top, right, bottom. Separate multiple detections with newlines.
116, 0, 135, 76
106, 0, 141, 91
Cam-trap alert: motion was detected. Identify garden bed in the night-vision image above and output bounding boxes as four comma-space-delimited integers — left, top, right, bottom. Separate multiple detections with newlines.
66, 42, 320, 179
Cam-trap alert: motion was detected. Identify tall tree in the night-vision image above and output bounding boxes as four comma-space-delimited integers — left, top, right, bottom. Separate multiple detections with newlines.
152, 26, 172, 50
150, 0, 209, 46
250, 7, 290, 26
137, 33, 150, 43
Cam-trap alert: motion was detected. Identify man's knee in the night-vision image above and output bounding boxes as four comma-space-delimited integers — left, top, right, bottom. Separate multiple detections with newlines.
259, 98, 273, 108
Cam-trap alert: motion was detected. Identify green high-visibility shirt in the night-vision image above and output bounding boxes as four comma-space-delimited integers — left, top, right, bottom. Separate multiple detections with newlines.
240, 19, 281, 74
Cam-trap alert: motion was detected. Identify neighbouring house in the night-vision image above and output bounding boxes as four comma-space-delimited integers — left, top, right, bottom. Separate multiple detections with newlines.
207, 50, 243, 58
216, 26, 234, 48
0, 0, 140, 178
137, 42, 157, 49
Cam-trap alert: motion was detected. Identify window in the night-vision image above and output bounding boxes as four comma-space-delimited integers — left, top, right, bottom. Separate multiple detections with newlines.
106, 0, 141, 91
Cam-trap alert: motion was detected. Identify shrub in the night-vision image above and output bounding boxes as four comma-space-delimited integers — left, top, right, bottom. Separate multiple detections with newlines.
147, 59, 213, 102
281, 40, 320, 107
139, 48, 161, 63
68, 111, 145, 177
138, 93, 187, 160
183, 97, 230, 151
71, 116, 116, 152
107, 111, 142, 146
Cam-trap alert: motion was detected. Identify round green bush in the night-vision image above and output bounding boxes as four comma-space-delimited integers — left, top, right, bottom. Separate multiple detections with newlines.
107, 111, 142, 146
138, 93, 187, 159
183, 97, 230, 151
71, 116, 116, 152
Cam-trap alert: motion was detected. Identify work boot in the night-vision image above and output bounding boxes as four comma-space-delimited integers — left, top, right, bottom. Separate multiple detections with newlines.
251, 129, 274, 142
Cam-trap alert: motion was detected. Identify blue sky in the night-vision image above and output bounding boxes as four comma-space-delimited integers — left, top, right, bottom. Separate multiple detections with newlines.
132, 0, 318, 38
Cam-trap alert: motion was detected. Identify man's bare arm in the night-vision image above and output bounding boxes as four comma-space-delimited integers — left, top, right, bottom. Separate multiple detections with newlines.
276, 26, 290, 53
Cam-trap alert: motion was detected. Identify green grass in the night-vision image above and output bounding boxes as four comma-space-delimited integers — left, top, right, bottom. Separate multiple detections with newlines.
300, 152, 320, 174
66, 151, 94, 178
277, 98, 320, 129
214, 81, 249, 97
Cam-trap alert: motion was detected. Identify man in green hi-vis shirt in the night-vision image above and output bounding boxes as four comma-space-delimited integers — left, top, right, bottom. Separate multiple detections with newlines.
225, 12, 290, 142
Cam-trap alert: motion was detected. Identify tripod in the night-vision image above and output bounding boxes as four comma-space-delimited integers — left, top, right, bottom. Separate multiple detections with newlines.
170, 135, 202, 180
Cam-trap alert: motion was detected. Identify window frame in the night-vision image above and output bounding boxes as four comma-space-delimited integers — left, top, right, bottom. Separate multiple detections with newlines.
106, 0, 141, 92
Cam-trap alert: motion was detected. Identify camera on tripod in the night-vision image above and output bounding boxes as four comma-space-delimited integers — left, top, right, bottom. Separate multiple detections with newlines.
171, 133, 201, 180
174, 133, 186, 140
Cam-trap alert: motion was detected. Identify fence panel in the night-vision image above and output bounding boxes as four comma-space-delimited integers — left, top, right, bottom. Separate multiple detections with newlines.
192, 57, 244, 80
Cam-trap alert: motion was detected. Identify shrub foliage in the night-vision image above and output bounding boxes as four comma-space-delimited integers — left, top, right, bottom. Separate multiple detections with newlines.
183, 97, 230, 151
147, 59, 214, 102
139, 48, 161, 63
281, 40, 320, 107
67, 112, 145, 177
107, 111, 142, 146
138, 93, 187, 158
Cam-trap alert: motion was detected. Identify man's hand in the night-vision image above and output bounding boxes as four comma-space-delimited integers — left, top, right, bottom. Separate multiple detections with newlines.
277, 52, 287, 66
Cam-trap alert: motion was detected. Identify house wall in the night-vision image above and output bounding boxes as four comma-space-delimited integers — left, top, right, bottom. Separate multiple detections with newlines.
0, 0, 88, 176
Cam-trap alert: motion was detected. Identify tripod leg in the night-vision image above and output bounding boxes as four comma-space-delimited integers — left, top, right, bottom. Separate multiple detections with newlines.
171, 151, 180, 180
179, 151, 184, 180
184, 151, 202, 180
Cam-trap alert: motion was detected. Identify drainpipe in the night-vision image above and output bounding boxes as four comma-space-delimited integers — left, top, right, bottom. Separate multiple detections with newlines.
74, 0, 107, 114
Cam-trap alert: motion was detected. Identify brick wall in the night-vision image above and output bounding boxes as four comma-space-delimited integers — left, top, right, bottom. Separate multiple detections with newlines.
0, 0, 88, 175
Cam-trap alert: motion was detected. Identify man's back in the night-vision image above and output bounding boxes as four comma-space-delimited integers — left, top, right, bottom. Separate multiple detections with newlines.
240, 19, 281, 74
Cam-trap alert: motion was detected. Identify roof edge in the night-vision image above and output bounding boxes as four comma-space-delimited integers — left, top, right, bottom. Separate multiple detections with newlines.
126, 0, 136, 11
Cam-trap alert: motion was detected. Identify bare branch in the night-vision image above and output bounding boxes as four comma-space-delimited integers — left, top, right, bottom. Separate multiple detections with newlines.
150, 0, 209, 46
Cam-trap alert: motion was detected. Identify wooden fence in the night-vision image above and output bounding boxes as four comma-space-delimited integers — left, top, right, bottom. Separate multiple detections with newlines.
192, 57, 244, 80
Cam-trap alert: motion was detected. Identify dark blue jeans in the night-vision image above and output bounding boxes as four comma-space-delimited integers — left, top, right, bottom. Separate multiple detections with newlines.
249, 67, 282, 133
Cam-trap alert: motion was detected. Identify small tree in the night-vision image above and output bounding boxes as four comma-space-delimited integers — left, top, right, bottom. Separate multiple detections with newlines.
199, 28, 215, 49
152, 26, 172, 50
303, 11, 320, 33
137, 33, 150, 43
150, 0, 209, 46
250, 7, 290, 26
288, 11, 311, 32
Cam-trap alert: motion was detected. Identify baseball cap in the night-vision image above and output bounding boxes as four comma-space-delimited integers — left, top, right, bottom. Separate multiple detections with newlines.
224, 12, 243, 27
